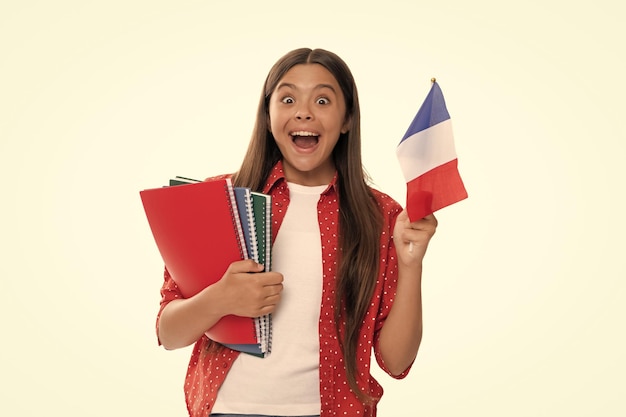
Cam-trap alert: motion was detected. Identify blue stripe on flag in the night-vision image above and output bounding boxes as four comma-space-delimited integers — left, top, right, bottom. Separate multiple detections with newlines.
399, 82, 450, 143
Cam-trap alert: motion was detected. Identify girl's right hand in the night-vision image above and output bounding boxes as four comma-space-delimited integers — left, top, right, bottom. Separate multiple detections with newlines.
213, 259, 284, 318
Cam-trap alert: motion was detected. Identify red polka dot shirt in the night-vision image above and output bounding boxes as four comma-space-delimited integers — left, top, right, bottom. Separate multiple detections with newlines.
156, 161, 411, 416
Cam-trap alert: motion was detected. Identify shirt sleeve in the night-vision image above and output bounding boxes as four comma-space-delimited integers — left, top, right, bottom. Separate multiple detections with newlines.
372, 197, 413, 379
155, 266, 183, 346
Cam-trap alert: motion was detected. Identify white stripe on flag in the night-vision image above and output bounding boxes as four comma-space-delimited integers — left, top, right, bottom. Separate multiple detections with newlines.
395, 119, 457, 181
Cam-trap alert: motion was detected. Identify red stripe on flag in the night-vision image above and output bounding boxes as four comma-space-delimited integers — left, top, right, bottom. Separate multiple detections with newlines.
406, 159, 468, 221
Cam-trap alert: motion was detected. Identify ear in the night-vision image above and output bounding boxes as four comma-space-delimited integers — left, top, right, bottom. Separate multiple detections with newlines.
341, 117, 351, 134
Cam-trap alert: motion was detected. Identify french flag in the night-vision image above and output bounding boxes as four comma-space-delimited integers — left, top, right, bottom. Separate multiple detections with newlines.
396, 80, 468, 222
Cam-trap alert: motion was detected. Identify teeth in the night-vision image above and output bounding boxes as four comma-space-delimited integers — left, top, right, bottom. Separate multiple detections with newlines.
291, 131, 319, 137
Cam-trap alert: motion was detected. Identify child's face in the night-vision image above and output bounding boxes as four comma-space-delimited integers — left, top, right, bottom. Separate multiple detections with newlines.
268, 63, 349, 186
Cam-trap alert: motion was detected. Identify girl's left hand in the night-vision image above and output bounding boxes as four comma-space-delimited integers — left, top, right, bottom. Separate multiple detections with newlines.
393, 209, 437, 267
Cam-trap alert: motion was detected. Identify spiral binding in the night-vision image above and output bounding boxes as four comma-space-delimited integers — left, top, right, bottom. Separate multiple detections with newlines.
225, 178, 248, 260
240, 188, 260, 262
229, 182, 274, 356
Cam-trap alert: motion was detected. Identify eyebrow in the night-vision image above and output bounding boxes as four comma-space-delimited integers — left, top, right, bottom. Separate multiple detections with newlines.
276, 82, 337, 94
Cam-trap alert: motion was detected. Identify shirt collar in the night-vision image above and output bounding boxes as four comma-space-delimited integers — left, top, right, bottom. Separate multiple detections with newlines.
262, 160, 338, 195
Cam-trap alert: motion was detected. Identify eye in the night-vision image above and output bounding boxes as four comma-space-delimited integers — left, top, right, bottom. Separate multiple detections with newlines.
316, 97, 330, 105
281, 96, 294, 104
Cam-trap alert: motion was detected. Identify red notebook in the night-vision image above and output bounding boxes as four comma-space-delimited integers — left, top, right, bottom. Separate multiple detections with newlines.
140, 177, 258, 346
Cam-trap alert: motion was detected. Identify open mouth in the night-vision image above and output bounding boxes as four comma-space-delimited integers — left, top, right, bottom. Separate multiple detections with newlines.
290, 131, 320, 149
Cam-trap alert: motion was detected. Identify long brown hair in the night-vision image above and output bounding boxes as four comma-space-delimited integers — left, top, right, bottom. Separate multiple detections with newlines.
233, 48, 383, 403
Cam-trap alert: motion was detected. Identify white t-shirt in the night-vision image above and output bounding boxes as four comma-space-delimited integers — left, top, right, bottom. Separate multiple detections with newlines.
212, 182, 326, 415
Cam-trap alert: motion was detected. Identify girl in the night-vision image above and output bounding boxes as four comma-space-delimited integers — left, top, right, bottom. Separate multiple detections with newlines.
156, 48, 437, 417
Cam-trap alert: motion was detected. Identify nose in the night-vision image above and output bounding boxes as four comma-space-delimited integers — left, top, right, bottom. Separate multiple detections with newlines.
295, 105, 313, 120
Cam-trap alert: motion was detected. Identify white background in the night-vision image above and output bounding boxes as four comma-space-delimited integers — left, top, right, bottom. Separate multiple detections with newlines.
1, 1, 624, 415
